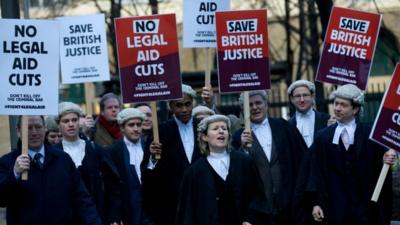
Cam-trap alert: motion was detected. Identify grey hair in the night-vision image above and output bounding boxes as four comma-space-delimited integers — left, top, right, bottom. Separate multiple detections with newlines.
239, 90, 268, 105
197, 115, 231, 155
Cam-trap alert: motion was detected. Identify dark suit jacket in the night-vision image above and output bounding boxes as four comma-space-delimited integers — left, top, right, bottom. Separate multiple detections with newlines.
107, 139, 154, 225
54, 140, 121, 224
147, 118, 202, 225
288, 109, 330, 140
0, 145, 101, 225
232, 117, 307, 225
310, 123, 392, 225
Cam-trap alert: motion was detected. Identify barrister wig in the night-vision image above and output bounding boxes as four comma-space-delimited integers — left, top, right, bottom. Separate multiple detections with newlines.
287, 80, 316, 95
57, 102, 83, 123
117, 108, 145, 125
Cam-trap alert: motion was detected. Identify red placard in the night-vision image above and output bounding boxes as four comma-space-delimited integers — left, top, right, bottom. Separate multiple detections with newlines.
216, 9, 270, 93
370, 64, 400, 152
115, 14, 182, 103
316, 7, 381, 90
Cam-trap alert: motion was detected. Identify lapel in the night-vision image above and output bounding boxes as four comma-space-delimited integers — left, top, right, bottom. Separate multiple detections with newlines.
121, 140, 141, 184
353, 123, 364, 157
313, 110, 324, 138
250, 130, 270, 164
43, 145, 56, 168
171, 119, 191, 165
268, 118, 280, 163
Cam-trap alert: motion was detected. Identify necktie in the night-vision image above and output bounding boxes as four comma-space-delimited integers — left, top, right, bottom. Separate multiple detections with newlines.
33, 153, 43, 169
341, 128, 350, 150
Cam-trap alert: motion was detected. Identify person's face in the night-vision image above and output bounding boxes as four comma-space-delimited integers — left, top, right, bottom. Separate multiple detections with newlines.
249, 95, 268, 124
121, 118, 143, 143
136, 105, 152, 131
59, 113, 80, 141
21, 116, 46, 151
169, 94, 193, 123
46, 131, 62, 145
201, 121, 229, 153
290, 86, 314, 113
101, 98, 121, 122
334, 97, 359, 124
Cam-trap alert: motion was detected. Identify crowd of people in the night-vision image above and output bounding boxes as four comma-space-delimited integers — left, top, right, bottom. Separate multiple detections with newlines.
0, 81, 397, 225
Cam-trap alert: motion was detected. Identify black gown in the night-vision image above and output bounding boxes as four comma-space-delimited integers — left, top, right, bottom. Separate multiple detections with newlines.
176, 150, 268, 225
309, 123, 392, 225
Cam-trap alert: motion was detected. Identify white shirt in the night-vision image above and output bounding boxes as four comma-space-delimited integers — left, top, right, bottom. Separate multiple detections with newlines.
332, 119, 357, 149
174, 116, 194, 163
251, 117, 272, 161
62, 139, 86, 167
207, 150, 230, 180
124, 137, 144, 182
295, 109, 315, 148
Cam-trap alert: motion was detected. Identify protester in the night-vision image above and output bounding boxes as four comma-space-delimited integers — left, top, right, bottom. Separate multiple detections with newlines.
90, 93, 122, 147
176, 115, 268, 225
147, 84, 202, 225
53, 102, 122, 225
310, 84, 396, 225
107, 108, 159, 225
287, 80, 332, 225
192, 105, 215, 120
135, 103, 153, 143
287, 80, 332, 148
44, 116, 62, 145
232, 90, 307, 225
0, 115, 102, 225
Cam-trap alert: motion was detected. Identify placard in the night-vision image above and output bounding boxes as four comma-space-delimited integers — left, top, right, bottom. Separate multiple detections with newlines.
316, 7, 381, 90
0, 19, 59, 115
216, 9, 270, 93
115, 14, 182, 103
183, 0, 229, 48
59, 14, 110, 84
370, 64, 400, 152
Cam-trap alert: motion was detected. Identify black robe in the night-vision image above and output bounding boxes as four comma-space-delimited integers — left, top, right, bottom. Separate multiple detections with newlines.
232, 117, 307, 225
176, 150, 268, 225
144, 118, 202, 225
107, 139, 154, 225
289, 110, 330, 225
309, 123, 392, 225
54, 140, 121, 224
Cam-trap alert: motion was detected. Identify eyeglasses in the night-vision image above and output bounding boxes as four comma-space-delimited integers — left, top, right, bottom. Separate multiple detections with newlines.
292, 93, 312, 100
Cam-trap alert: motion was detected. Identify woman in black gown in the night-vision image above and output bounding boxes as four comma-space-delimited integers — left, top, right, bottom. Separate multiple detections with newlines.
176, 115, 268, 225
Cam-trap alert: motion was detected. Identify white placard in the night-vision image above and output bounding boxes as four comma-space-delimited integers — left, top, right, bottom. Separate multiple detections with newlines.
58, 14, 110, 84
0, 19, 59, 115
183, 0, 230, 48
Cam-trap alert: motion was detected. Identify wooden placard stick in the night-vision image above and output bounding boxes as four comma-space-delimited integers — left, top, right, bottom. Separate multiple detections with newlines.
21, 116, 29, 180
205, 48, 211, 89
84, 83, 95, 116
243, 91, 252, 148
371, 163, 390, 202
150, 101, 160, 160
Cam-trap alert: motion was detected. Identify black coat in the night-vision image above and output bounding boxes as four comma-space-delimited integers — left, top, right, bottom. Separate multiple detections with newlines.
309, 123, 392, 225
232, 117, 307, 225
0, 145, 101, 225
176, 150, 268, 225
54, 140, 121, 224
288, 110, 330, 225
107, 139, 154, 225
146, 118, 202, 225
